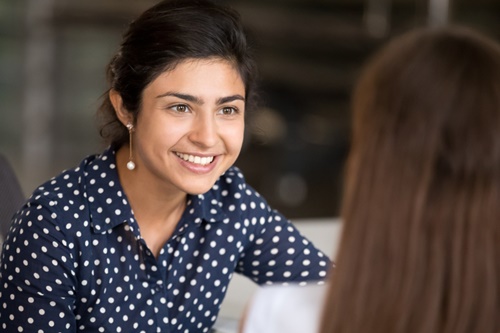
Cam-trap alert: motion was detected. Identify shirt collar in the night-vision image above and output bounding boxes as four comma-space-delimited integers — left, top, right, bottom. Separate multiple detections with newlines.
83, 147, 136, 234
189, 187, 229, 224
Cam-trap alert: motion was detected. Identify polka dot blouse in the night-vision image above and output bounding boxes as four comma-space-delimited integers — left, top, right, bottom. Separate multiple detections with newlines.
0, 147, 331, 333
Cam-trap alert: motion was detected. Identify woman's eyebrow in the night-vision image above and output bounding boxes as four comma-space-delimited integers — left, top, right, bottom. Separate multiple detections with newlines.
156, 92, 245, 105
156, 92, 203, 104
216, 94, 245, 105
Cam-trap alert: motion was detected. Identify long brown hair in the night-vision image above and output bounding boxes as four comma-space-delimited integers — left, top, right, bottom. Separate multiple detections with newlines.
320, 26, 500, 333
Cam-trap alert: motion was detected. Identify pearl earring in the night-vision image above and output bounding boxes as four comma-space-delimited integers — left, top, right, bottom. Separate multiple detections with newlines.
126, 123, 136, 170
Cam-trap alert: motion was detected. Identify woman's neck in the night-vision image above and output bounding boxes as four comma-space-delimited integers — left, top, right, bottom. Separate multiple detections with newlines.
114, 145, 187, 257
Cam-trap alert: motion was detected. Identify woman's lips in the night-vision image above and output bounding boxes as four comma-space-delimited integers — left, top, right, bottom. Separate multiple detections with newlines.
175, 152, 215, 166
175, 152, 218, 174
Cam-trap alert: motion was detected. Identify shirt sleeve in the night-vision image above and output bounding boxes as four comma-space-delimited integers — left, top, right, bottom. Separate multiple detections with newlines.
235, 209, 332, 285
0, 201, 77, 332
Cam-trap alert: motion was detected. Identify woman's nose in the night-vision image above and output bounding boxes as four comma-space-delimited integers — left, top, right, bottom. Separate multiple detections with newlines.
188, 114, 218, 148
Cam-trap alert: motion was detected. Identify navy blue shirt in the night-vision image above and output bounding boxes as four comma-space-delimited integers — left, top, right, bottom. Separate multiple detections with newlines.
0, 148, 331, 332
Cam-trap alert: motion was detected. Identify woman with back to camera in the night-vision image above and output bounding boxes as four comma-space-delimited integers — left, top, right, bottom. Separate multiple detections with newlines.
241, 26, 500, 333
0, 1, 331, 332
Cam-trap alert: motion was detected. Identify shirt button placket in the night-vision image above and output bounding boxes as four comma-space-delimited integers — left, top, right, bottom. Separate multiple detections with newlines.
155, 279, 164, 293
150, 264, 169, 331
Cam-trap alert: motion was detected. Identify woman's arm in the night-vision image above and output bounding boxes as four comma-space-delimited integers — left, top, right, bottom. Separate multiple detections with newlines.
236, 209, 332, 285
0, 203, 77, 332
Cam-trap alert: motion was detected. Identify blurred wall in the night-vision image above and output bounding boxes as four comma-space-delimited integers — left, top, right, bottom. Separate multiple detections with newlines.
1, 0, 499, 218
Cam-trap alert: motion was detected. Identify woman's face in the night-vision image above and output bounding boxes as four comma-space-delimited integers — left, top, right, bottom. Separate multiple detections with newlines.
131, 58, 246, 195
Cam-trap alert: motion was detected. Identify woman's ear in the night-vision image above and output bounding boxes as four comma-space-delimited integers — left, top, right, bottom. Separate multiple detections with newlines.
109, 89, 132, 126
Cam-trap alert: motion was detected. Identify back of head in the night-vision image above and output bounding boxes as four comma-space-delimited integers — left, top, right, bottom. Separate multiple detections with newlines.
321, 26, 500, 333
98, 0, 257, 147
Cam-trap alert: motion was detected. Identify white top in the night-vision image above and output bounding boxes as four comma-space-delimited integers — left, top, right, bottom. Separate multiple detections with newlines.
241, 283, 328, 333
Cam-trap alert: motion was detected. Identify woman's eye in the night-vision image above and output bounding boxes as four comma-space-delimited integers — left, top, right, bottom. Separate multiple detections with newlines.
220, 107, 237, 115
172, 104, 189, 112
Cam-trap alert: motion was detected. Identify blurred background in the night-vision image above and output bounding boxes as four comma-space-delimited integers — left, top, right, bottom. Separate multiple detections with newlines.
1, 0, 499, 219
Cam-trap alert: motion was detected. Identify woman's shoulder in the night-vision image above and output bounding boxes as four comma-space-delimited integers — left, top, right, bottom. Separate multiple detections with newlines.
8, 150, 119, 240
28, 153, 101, 204
21, 149, 117, 223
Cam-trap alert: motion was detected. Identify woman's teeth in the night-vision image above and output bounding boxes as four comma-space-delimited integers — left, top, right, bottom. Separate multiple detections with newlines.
176, 153, 214, 166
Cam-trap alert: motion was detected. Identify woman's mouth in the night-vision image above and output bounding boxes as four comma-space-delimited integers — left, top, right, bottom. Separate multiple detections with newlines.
175, 152, 215, 166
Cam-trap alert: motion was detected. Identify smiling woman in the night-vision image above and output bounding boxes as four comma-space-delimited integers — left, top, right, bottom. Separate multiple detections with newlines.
0, 1, 332, 333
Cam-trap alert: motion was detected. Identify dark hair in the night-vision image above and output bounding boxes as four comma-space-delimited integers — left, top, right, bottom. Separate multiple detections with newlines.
98, 0, 257, 147
320, 26, 500, 333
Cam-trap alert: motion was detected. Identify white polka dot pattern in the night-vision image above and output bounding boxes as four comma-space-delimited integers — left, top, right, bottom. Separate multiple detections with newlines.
0, 148, 331, 332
